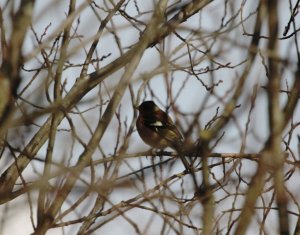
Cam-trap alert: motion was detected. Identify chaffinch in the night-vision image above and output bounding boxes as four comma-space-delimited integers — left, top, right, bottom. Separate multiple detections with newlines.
136, 101, 183, 149
136, 101, 190, 170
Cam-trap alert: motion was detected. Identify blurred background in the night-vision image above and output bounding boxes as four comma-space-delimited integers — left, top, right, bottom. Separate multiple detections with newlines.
0, 0, 300, 234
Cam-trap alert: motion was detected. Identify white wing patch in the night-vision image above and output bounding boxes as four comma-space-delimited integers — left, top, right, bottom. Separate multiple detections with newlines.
149, 121, 164, 127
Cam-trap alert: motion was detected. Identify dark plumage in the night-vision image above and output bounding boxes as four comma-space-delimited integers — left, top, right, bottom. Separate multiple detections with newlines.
136, 101, 183, 149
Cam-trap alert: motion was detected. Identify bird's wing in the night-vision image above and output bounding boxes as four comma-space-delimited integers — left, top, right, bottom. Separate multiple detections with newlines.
144, 113, 183, 147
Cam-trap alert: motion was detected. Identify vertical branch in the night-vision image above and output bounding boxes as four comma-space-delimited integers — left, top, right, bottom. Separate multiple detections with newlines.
199, 143, 215, 235
266, 0, 289, 234
0, 0, 35, 128
5, 0, 35, 92
36, 0, 76, 227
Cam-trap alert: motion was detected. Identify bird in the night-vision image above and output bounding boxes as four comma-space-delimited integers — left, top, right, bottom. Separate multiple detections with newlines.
136, 101, 190, 170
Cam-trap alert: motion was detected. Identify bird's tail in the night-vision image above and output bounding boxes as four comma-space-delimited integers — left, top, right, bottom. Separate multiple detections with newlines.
172, 139, 196, 171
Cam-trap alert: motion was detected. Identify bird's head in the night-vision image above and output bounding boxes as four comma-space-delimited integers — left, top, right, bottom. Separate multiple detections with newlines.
137, 101, 161, 116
